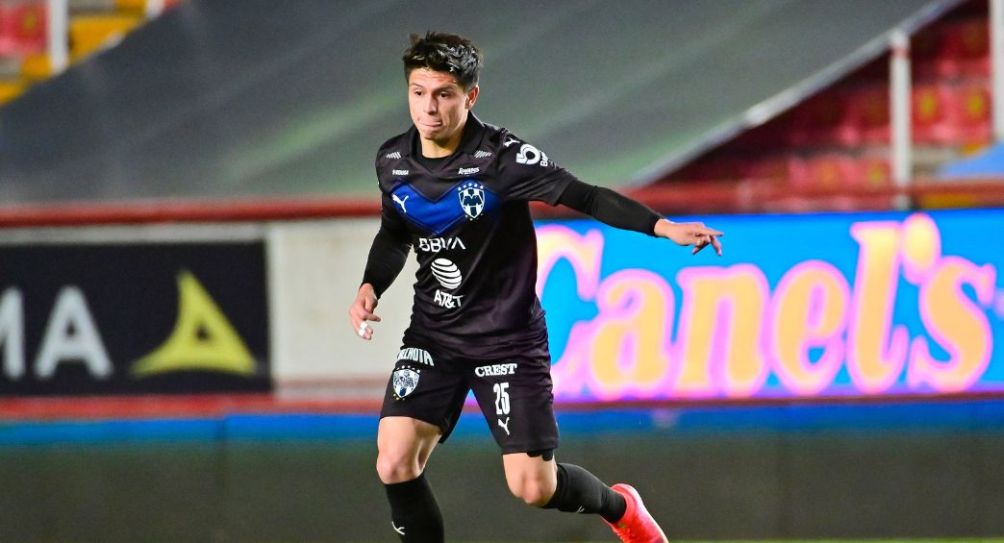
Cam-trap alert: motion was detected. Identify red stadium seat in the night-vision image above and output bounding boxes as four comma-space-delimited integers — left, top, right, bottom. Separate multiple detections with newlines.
0, 1, 47, 57
948, 81, 992, 146
914, 18, 990, 79
912, 82, 992, 146
786, 91, 850, 147
911, 83, 953, 144
789, 154, 859, 190
744, 155, 796, 182
857, 155, 892, 188
842, 84, 890, 145
790, 154, 892, 191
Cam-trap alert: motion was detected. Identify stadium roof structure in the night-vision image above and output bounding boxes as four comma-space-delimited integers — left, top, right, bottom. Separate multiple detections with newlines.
0, 0, 960, 204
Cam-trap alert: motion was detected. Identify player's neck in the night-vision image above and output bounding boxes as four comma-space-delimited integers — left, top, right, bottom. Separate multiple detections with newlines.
419, 117, 468, 159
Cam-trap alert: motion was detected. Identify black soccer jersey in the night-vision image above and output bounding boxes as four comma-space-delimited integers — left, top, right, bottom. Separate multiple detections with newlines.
372, 115, 577, 359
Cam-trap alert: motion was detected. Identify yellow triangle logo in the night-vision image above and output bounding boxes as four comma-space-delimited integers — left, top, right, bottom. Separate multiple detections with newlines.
132, 270, 255, 378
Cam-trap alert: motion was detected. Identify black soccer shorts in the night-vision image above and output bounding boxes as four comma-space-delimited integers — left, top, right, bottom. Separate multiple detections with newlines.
379, 344, 559, 454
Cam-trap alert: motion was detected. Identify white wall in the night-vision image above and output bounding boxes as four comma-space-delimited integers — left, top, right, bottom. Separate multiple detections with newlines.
266, 219, 417, 397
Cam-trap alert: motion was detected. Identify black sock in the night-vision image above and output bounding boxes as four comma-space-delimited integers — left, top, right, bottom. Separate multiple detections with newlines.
543, 463, 627, 523
384, 473, 444, 543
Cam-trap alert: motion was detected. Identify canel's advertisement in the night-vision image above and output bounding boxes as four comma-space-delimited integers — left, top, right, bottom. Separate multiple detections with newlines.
538, 210, 1003, 401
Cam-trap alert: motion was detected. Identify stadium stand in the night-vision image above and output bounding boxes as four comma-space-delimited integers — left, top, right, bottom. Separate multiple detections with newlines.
659, 0, 994, 195
0, 0, 175, 104
0, 0, 970, 206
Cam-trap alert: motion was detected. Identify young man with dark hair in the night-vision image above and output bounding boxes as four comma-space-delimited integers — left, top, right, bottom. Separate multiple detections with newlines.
349, 31, 723, 543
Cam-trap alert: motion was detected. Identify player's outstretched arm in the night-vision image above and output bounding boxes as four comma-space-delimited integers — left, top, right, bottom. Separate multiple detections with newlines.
556, 179, 723, 256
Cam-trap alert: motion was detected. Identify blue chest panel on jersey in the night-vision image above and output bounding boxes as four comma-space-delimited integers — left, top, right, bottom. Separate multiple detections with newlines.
390, 180, 499, 236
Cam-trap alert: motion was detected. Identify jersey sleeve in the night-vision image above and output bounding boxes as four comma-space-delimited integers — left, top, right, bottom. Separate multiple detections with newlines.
496, 135, 578, 205
360, 194, 412, 298
557, 178, 662, 236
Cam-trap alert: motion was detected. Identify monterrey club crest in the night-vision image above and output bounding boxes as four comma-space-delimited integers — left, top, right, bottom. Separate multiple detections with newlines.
391, 366, 421, 400
458, 181, 486, 220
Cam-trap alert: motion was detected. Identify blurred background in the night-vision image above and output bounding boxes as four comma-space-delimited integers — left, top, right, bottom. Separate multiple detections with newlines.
1, 0, 1004, 541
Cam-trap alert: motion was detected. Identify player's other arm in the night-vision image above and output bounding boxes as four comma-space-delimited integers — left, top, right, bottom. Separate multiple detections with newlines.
557, 178, 724, 256
350, 196, 412, 341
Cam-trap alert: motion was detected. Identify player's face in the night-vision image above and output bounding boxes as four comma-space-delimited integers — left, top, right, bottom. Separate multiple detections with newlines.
408, 68, 478, 148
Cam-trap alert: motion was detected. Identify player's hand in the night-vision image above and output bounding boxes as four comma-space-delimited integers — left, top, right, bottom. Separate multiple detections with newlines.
654, 219, 724, 256
348, 283, 381, 341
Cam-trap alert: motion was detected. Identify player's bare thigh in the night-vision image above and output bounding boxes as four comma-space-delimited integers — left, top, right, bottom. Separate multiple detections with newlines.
376, 416, 442, 484
502, 452, 558, 506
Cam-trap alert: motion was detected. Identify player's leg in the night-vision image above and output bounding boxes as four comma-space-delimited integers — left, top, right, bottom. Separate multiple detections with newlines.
378, 347, 469, 543
501, 451, 626, 519
500, 450, 556, 506
502, 452, 669, 543
376, 416, 444, 542
469, 356, 626, 513
471, 355, 667, 542
376, 416, 441, 483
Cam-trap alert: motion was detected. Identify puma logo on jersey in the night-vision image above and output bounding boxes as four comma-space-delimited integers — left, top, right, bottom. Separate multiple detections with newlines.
497, 417, 511, 436
392, 193, 410, 213
392, 522, 405, 536
503, 136, 520, 148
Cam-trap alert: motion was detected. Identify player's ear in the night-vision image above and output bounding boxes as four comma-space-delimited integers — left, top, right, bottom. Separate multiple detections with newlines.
465, 85, 479, 109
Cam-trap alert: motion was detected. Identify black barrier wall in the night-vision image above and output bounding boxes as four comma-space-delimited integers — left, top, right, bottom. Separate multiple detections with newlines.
0, 241, 271, 395
1, 409, 1002, 542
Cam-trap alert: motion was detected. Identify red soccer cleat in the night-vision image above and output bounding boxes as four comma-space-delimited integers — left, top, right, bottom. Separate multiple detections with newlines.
605, 483, 668, 543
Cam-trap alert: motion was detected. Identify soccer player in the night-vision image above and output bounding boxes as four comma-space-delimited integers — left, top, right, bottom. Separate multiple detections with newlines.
349, 32, 723, 543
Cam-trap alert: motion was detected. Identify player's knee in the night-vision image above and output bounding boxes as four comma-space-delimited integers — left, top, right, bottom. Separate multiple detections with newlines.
376, 450, 422, 484
507, 474, 555, 507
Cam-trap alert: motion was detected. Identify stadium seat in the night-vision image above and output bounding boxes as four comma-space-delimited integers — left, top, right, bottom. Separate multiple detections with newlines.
114, 0, 147, 11
19, 51, 50, 81
857, 155, 892, 188
912, 83, 953, 144
0, 79, 25, 104
841, 84, 890, 145
786, 91, 850, 146
948, 81, 992, 147
744, 155, 796, 182
69, 13, 141, 60
789, 154, 859, 190
790, 154, 892, 191
0, 1, 47, 56
914, 17, 990, 79
912, 82, 992, 147
933, 18, 990, 78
